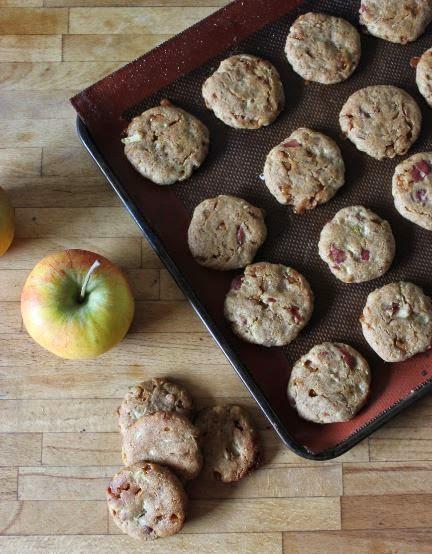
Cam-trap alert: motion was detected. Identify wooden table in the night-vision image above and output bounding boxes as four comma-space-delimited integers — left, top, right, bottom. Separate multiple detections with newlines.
0, 2, 431, 552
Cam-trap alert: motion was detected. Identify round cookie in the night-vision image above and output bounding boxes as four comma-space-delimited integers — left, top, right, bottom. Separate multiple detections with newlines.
122, 100, 209, 185
416, 48, 432, 107
107, 462, 187, 541
188, 195, 267, 270
360, 281, 432, 362
318, 206, 395, 284
195, 404, 260, 483
360, 0, 432, 44
118, 378, 194, 434
202, 54, 285, 129
121, 411, 202, 481
224, 262, 314, 347
392, 152, 432, 230
287, 342, 371, 424
285, 12, 361, 84
263, 128, 345, 213
339, 85, 421, 160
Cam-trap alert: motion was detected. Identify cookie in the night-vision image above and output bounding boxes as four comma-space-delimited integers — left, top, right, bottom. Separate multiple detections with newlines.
360, 0, 432, 44
224, 262, 314, 347
118, 378, 194, 434
318, 206, 395, 283
360, 281, 432, 362
202, 54, 285, 129
392, 153, 432, 230
339, 85, 421, 160
195, 405, 260, 482
188, 195, 267, 270
121, 411, 202, 480
122, 100, 209, 185
285, 12, 361, 84
287, 342, 371, 424
107, 462, 187, 541
416, 48, 432, 107
263, 128, 345, 213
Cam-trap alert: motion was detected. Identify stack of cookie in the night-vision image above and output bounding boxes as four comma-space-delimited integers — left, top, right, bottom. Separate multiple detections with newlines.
106, 378, 260, 541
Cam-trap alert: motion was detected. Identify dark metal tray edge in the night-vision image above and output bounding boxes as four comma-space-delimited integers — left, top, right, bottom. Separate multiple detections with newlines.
77, 117, 432, 460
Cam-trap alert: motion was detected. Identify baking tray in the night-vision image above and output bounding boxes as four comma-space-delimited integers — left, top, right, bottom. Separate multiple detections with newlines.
72, 0, 432, 460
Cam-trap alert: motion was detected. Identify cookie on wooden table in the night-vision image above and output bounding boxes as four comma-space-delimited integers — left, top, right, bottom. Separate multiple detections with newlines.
202, 54, 285, 129
107, 462, 187, 541
122, 99, 209, 185
224, 262, 314, 347
195, 404, 260, 482
318, 206, 395, 283
360, 281, 432, 362
118, 378, 194, 434
359, 0, 432, 44
188, 195, 267, 270
263, 128, 345, 213
339, 86, 421, 160
287, 342, 371, 424
121, 411, 202, 481
285, 12, 361, 84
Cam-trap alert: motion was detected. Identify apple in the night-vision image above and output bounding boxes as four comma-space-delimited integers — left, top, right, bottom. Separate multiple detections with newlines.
0, 186, 14, 256
21, 249, 135, 359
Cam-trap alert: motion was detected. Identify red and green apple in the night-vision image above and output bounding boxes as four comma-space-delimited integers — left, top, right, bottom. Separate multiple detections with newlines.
21, 249, 135, 359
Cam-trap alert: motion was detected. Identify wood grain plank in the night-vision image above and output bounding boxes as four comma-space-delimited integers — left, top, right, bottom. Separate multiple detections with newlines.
111, 497, 341, 533
131, 301, 205, 333
2, 237, 142, 269
0, 8, 68, 34
15, 207, 141, 237
125, 269, 159, 300
0, 148, 41, 178
0, 0, 42, 6
0, 302, 22, 333
0, 468, 17, 500
0, 62, 120, 91
0, 433, 41, 466
0, 362, 243, 400
160, 268, 185, 300
47, 0, 228, 6
0, 270, 27, 301
0, 533, 282, 553
42, 146, 104, 177
343, 462, 432, 496
370, 438, 432, 461
69, 7, 217, 34
0, 35, 61, 62
43, 433, 122, 466
188, 465, 342, 499
0, 500, 107, 534
283, 529, 432, 554
63, 34, 170, 61
0, 91, 76, 119
0, 119, 76, 148
341, 495, 432, 529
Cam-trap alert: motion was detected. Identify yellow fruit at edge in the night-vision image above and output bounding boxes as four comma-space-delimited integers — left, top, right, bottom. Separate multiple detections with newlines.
0, 186, 14, 256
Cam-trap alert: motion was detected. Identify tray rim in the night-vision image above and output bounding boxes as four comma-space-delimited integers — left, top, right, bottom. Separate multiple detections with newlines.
76, 116, 432, 460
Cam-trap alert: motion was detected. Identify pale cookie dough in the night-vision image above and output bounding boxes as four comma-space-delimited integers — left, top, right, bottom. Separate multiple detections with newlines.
416, 47, 432, 107
188, 195, 267, 270
318, 206, 395, 283
122, 100, 209, 185
107, 462, 187, 541
360, 0, 432, 44
339, 85, 422, 160
195, 405, 260, 482
121, 412, 202, 480
118, 378, 194, 434
360, 281, 432, 362
202, 54, 285, 129
285, 12, 361, 84
263, 128, 345, 213
392, 152, 432, 230
287, 342, 371, 424
224, 262, 314, 347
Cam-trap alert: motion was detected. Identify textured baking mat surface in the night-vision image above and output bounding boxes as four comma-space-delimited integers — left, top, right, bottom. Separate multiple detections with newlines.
75, 0, 432, 452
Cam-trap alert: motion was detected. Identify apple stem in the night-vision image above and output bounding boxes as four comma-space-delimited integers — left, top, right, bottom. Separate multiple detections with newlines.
80, 260, 101, 301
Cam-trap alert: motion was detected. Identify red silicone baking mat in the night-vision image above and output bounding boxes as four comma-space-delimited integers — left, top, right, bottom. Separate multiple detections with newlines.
72, 0, 432, 458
